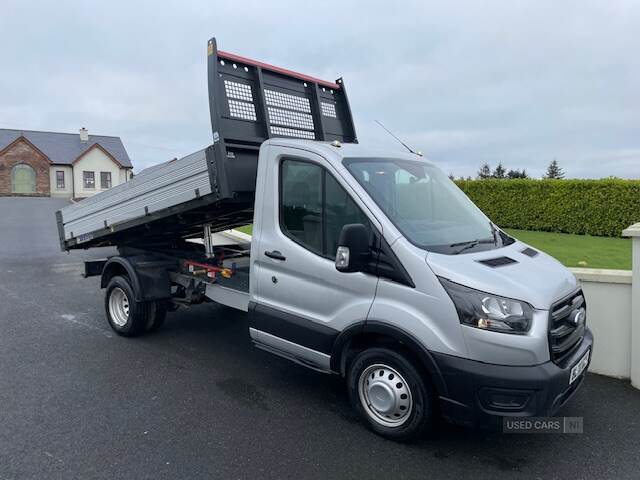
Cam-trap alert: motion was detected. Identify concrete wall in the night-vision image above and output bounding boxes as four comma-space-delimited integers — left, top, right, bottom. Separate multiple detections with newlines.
570, 268, 632, 378
623, 224, 640, 389
73, 146, 126, 198
49, 165, 73, 198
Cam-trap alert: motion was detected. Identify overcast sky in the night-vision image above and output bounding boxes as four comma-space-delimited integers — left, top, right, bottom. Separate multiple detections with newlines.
1, 0, 638, 178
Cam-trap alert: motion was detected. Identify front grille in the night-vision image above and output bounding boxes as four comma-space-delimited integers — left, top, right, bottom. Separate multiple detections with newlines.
548, 290, 586, 365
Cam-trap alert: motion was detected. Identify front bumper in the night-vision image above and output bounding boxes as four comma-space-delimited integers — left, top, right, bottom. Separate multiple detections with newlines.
432, 328, 593, 429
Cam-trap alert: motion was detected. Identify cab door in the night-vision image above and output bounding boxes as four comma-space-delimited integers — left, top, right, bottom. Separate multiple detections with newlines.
250, 147, 380, 371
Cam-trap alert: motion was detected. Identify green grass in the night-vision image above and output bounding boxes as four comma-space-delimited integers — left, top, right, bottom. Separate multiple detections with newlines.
236, 225, 253, 235
505, 229, 631, 270
233, 225, 631, 270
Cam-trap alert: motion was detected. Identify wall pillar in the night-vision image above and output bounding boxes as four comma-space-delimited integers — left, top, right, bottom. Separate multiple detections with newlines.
623, 223, 640, 389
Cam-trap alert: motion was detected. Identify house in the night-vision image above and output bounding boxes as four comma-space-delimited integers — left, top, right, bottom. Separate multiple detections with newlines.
0, 128, 133, 198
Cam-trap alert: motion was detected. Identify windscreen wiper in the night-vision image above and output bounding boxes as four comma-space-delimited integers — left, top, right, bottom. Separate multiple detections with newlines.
450, 238, 496, 255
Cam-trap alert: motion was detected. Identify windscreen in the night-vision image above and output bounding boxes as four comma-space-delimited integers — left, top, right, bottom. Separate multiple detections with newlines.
344, 158, 511, 254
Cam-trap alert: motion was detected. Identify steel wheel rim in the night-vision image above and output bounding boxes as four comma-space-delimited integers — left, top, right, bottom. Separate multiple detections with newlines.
358, 363, 413, 427
109, 287, 130, 327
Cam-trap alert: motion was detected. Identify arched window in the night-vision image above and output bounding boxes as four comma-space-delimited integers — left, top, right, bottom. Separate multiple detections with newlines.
11, 164, 36, 194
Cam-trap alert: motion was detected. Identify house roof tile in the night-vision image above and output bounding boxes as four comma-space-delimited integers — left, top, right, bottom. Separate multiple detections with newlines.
0, 128, 132, 168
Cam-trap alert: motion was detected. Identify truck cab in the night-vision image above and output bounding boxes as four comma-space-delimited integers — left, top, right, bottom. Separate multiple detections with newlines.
57, 38, 593, 440
245, 138, 592, 438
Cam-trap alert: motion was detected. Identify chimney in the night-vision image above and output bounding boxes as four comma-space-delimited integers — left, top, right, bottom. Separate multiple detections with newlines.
79, 127, 89, 142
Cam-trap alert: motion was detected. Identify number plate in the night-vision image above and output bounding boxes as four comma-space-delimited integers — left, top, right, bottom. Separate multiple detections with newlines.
569, 349, 590, 385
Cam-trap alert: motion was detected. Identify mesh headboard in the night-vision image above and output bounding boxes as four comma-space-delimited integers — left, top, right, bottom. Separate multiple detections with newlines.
207, 37, 357, 147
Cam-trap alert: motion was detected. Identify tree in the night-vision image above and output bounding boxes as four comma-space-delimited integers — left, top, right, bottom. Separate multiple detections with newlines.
507, 168, 529, 179
477, 163, 491, 179
492, 162, 506, 179
545, 159, 564, 179
448, 173, 455, 181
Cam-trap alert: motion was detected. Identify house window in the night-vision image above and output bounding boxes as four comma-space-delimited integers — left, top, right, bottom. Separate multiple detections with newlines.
56, 170, 65, 189
83, 171, 95, 189
100, 172, 112, 189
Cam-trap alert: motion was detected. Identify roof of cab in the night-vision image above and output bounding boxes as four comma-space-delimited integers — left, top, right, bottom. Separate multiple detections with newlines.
264, 138, 435, 166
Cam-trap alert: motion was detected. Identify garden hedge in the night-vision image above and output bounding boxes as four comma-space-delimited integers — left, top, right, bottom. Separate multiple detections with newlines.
455, 179, 640, 237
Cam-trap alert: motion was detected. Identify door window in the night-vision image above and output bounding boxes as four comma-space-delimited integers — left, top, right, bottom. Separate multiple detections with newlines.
324, 173, 371, 257
280, 160, 323, 254
280, 158, 371, 258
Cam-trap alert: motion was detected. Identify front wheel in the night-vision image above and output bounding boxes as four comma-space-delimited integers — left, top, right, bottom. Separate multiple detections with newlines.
347, 347, 433, 440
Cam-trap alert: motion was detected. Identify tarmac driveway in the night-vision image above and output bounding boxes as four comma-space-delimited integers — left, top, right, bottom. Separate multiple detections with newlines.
0, 197, 639, 479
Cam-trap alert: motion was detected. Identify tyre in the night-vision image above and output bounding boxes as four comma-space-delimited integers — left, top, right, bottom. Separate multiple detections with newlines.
105, 275, 148, 336
347, 347, 433, 440
144, 300, 167, 333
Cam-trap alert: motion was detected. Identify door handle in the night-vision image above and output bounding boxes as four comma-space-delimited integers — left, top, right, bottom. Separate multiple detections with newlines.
264, 250, 286, 261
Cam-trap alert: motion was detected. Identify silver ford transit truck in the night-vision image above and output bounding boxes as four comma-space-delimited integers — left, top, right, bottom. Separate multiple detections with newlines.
57, 38, 593, 440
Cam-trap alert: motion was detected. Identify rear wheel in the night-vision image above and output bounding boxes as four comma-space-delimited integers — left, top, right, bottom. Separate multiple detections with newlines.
347, 347, 433, 440
144, 301, 167, 332
105, 275, 164, 336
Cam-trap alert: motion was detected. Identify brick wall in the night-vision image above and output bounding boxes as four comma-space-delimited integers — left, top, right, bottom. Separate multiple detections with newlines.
0, 138, 51, 196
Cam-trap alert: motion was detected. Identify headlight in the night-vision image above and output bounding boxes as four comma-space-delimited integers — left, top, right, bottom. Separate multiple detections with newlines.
439, 277, 533, 334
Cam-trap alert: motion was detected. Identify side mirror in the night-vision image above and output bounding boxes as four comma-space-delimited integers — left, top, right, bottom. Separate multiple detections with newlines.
335, 223, 370, 272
